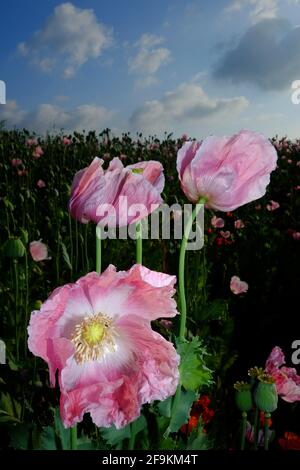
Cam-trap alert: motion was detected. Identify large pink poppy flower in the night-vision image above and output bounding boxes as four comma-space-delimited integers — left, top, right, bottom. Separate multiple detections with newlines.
68, 157, 164, 227
28, 265, 179, 428
177, 130, 277, 211
265, 346, 300, 403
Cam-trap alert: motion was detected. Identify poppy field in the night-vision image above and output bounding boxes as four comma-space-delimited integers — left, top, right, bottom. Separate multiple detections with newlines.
0, 127, 300, 451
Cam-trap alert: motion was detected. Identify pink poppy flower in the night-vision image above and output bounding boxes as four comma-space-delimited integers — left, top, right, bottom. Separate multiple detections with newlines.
68, 157, 164, 227
11, 158, 23, 167
29, 240, 50, 261
294, 186, 300, 191
17, 169, 28, 177
265, 347, 300, 403
28, 265, 179, 429
220, 230, 231, 239
177, 130, 277, 211
32, 146, 44, 158
181, 134, 188, 142
293, 232, 300, 241
211, 215, 225, 228
297, 161, 300, 167
26, 138, 38, 147
266, 200, 280, 211
37, 179, 46, 188
230, 276, 248, 295
234, 219, 245, 229
63, 136, 71, 145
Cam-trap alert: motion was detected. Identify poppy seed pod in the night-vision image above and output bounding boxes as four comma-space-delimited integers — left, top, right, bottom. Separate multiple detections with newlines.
254, 381, 278, 413
3, 238, 25, 258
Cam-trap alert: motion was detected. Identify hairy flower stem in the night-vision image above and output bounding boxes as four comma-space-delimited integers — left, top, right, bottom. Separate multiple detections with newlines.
128, 222, 144, 450
136, 221, 143, 264
178, 198, 206, 341
70, 425, 77, 450
96, 226, 102, 274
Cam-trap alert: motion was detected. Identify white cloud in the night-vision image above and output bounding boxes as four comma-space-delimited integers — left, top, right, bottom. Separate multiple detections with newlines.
130, 82, 249, 135
128, 33, 171, 88
0, 100, 26, 125
0, 100, 115, 133
225, 0, 279, 23
18, 2, 113, 78
135, 76, 159, 89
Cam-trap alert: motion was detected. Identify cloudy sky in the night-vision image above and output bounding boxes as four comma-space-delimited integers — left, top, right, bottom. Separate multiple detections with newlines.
1, 0, 300, 138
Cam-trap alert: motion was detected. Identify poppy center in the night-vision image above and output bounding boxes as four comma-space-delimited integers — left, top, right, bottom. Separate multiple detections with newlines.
132, 168, 144, 174
72, 313, 116, 363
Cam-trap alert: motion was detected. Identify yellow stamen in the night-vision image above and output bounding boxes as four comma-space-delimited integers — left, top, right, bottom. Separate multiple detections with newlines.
132, 168, 144, 174
71, 313, 115, 363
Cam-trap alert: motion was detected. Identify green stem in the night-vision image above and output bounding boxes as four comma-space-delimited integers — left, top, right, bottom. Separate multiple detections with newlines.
241, 412, 247, 450
128, 420, 138, 450
24, 251, 29, 358
96, 226, 102, 274
68, 215, 73, 279
75, 221, 79, 274
165, 384, 181, 438
128, 221, 144, 450
70, 425, 77, 450
253, 407, 259, 450
264, 412, 271, 450
13, 260, 19, 361
136, 221, 142, 264
84, 224, 90, 273
178, 198, 206, 341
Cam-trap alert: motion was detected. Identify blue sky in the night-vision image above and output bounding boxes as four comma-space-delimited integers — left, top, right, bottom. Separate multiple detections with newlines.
1, 0, 300, 138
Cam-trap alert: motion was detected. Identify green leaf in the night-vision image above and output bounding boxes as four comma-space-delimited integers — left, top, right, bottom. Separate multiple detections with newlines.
10, 423, 30, 449
157, 396, 172, 418
177, 337, 213, 391
60, 241, 72, 270
168, 389, 196, 433
40, 426, 57, 450
101, 424, 131, 446
102, 415, 146, 447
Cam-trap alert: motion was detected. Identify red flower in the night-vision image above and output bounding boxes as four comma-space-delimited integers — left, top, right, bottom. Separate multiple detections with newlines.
279, 432, 300, 450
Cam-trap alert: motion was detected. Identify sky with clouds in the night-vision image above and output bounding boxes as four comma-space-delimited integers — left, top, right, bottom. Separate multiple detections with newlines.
1, 0, 300, 138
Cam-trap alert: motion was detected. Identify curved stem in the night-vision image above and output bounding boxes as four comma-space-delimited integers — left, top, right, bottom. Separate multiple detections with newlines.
96, 226, 102, 274
70, 425, 77, 450
178, 199, 206, 341
136, 221, 142, 264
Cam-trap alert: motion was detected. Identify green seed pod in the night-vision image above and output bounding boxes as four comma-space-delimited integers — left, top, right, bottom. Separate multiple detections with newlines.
234, 381, 253, 412
33, 300, 43, 310
235, 389, 253, 412
3, 238, 25, 258
254, 381, 278, 413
